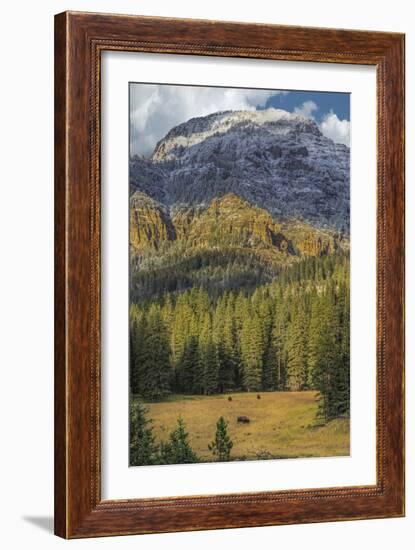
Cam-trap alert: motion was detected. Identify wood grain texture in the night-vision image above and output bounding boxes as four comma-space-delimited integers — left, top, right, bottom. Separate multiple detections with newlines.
54, 11, 68, 539
54, 11, 405, 539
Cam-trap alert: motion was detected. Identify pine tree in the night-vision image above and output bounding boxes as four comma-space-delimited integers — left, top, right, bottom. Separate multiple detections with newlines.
170, 295, 193, 372
307, 293, 324, 389
129, 400, 159, 466
285, 303, 309, 391
161, 293, 174, 339
333, 282, 350, 417
240, 313, 263, 391
130, 311, 149, 396
262, 342, 277, 390
139, 305, 171, 400
129, 316, 139, 394
178, 335, 202, 393
272, 308, 287, 390
311, 291, 342, 421
203, 339, 220, 394
222, 293, 240, 388
208, 416, 233, 461
213, 296, 234, 391
258, 296, 276, 390
160, 417, 199, 464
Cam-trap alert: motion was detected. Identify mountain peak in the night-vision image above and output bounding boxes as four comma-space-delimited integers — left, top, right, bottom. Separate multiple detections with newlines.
152, 108, 321, 161
130, 108, 349, 232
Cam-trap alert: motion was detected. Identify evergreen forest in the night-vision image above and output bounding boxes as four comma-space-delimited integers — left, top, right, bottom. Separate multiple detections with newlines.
130, 251, 350, 423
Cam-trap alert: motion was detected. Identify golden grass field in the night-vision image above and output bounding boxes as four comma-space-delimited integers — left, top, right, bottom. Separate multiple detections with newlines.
138, 391, 349, 461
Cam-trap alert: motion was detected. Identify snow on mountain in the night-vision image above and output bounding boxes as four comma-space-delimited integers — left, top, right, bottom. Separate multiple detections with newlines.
152, 109, 314, 161
130, 108, 350, 231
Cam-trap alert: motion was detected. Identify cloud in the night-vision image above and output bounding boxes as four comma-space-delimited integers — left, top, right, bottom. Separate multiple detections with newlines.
293, 100, 350, 146
320, 111, 350, 146
130, 84, 280, 156
294, 100, 318, 119
130, 87, 350, 154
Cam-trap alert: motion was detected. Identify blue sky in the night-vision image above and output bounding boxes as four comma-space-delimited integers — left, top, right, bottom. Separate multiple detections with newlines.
264, 90, 350, 123
130, 84, 350, 157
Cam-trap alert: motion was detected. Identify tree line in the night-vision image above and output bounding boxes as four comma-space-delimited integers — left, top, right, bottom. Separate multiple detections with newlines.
131, 245, 277, 301
131, 243, 347, 302
130, 252, 350, 421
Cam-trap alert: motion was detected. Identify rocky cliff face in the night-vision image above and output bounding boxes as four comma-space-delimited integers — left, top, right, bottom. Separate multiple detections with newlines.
130, 108, 350, 232
130, 191, 345, 262
130, 192, 175, 251
176, 193, 290, 252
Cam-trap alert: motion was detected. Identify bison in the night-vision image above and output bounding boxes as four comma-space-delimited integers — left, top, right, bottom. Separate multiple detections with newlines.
237, 416, 250, 424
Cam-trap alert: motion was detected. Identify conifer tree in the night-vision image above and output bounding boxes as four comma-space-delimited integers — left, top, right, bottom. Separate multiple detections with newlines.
285, 304, 309, 391
129, 400, 159, 466
203, 339, 220, 394
262, 342, 277, 390
240, 313, 263, 391
129, 316, 139, 394
307, 294, 324, 388
222, 293, 241, 388
271, 309, 287, 390
139, 306, 171, 400
160, 417, 199, 464
213, 296, 233, 391
208, 416, 233, 461
171, 295, 193, 369
178, 335, 202, 393
334, 282, 350, 417
311, 292, 341, 420
161, 293, 174, 338
130, 312, 148, 395
258, 297, 276, 390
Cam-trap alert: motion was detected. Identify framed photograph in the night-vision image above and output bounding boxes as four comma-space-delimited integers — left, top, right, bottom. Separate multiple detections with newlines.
54, 11, 405, 538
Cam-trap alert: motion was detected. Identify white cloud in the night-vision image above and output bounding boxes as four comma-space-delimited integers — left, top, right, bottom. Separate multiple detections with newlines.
294, 100, 318, 119
130, 87, 350, 154
320, 111, 350, 146
130, 84, 280, 156
293, 100, 350, 147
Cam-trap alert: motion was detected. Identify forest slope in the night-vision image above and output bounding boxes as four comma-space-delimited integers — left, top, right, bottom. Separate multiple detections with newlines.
130, 191, 348, 300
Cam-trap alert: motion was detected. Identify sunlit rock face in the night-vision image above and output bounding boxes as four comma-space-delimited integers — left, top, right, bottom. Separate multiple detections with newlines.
130, 192, 175, 251
130, 191, 346, 264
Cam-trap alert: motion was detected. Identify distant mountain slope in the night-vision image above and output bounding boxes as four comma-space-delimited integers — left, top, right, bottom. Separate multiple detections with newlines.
130, 108, 350, 231
129, 191, 348, 300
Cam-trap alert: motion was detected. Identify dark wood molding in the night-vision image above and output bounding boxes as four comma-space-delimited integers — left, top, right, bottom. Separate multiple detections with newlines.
54, 11, 405, 538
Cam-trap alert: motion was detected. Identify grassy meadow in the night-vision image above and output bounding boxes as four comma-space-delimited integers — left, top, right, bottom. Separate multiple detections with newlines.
137, 391, 350, 462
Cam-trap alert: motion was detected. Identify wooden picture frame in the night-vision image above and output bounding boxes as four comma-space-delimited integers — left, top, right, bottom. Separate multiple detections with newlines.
54, 11, 405, 538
